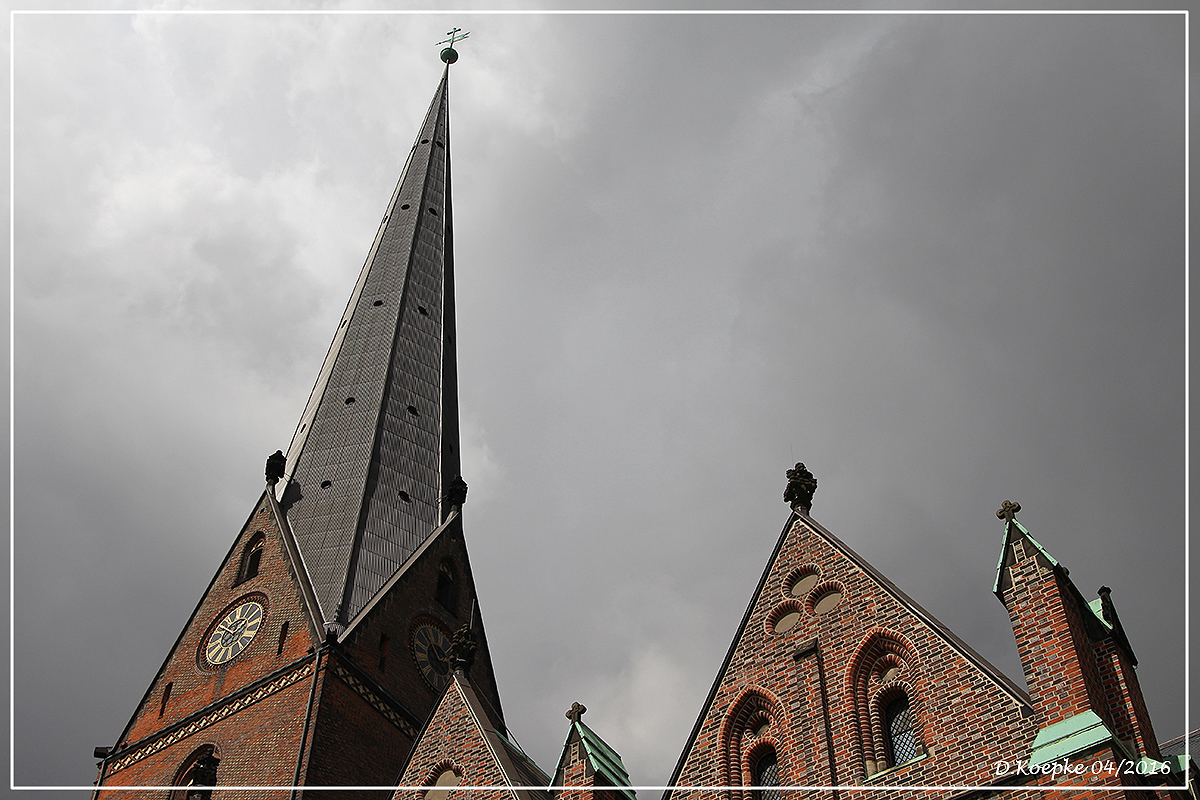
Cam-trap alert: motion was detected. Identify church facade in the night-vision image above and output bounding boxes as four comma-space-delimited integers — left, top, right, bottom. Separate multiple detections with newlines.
91, 55, 1192, 800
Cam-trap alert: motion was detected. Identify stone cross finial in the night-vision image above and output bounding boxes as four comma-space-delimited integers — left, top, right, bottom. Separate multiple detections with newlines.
566, 702, 587, 723
784, 462, 817, 513
996, 500, 1022, 523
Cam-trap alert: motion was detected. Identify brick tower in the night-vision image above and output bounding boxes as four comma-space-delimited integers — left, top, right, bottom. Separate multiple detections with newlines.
93, 49, 505, 798
665, 466, 1187, 799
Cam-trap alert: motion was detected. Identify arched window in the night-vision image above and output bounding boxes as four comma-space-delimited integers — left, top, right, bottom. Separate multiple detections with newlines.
170, 745, 219, 800
435, 561, 457, 613
752, 749, 780, 800
847, 629, 924, 776
885, 695, 919, 767
237, 533, 265, 584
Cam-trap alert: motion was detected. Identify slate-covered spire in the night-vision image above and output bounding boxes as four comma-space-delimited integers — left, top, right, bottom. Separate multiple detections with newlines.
277, 64, 462, 627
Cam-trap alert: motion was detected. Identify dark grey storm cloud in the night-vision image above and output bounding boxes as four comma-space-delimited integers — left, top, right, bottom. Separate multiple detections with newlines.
8, 9, 1188, 795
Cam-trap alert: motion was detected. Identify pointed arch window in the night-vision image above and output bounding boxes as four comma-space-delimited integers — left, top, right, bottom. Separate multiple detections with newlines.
752, 749, 780, 800
885, 695, 919, 767
237, 533, 265, 585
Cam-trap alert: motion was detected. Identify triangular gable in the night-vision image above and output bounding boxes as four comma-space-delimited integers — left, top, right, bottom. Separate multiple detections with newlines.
668, 510, 1036, 792
112, 490, 324, 751
396, 672, 548, 800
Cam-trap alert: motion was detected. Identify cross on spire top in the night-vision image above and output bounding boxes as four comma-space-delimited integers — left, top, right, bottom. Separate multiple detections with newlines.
438, 27, 470, 63
996, 500, 1022, 524
566, 701, 587, 723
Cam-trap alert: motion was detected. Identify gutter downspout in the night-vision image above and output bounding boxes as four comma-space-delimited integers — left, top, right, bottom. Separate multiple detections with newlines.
796, 638, 839, 800
90, 754, 110, 800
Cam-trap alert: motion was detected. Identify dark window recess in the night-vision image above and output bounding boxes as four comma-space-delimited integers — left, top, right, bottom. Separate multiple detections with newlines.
885, 696, 919, 767
428, 208, 438, 216
753, 749, 780, 800
420, 139, 429, 144
320, 480, 332, 489
345, 397, 356, 405
417, 305, 429, 316
436, 141, 444, 148
436, 561, 458, 613
373, 300, 383, 307
159, 681, 173, 718
406, 405, 419, 416
379, 633, 390, 673
398, 490, 412, 503
238, 534, 264, 584
171, 746, 219, 800
277, 621, 289, 656
400, 203, 410, 210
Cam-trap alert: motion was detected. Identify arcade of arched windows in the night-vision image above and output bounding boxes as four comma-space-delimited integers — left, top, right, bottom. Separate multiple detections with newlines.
846, 629, 927, 777
718, 688, 787, 800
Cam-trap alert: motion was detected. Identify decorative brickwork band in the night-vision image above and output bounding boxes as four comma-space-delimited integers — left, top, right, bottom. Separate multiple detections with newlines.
106, 660, 314, 774
330, 660, 420, 738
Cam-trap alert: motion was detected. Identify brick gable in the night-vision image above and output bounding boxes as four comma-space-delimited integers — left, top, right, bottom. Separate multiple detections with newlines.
669, 511, 1041, 794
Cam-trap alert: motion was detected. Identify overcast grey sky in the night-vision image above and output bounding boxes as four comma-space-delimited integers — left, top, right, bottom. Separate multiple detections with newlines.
9, 7, 1189, 795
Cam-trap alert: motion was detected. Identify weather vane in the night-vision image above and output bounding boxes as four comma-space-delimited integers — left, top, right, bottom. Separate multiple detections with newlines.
438, 27, 470, 64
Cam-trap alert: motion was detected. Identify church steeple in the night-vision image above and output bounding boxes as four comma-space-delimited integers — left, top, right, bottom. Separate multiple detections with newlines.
277, 63, 462, 629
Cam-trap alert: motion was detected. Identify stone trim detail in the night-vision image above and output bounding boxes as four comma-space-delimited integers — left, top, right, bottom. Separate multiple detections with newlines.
107, 660, 314, 774
330, 660, 419, 738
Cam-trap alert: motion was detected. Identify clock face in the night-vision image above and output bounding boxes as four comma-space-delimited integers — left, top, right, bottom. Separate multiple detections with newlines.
412, 623, 452, 691
204, 601, 264, 666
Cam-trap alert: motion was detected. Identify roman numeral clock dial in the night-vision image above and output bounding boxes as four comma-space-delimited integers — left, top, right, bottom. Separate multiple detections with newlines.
203, 600, 264, 666
411, 623, 452, 691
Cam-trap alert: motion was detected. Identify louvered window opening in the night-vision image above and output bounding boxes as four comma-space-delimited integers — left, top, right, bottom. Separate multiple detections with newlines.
753, 750, 780, 800
886, 696, 919, 766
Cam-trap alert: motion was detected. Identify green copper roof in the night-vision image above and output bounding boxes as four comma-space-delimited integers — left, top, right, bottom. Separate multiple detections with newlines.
1088, 597, 1113, 631
1029, 710, 1114, 767
561, 719, 636, 800
993, 518, 1064, 598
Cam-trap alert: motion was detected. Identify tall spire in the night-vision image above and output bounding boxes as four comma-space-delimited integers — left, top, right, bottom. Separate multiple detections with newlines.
277, 64, 461, 627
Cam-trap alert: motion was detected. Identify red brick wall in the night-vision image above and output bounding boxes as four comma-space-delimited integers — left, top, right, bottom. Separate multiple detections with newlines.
96, 668, 311, 800
339, 522, 505, 729
119, 494, 317, 748
302, 662, 414, 799
673, 515, 1042, 796
394, 680, 512, 800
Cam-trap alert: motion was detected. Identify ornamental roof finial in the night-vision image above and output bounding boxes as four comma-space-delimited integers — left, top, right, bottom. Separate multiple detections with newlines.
996, 500, 1022, 524
566, 701, 587, 724
438, 27, 470, 64
784, 462, 817, 514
